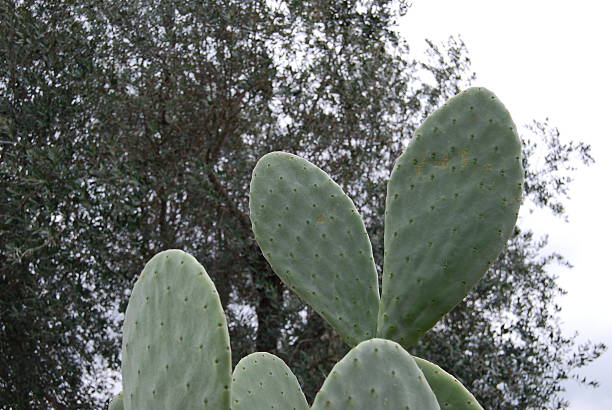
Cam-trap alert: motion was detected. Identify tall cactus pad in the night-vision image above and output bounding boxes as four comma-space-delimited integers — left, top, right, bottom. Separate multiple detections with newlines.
250, 152, 379, 346
121, 250, 231, 410
311, 339, 440, 410
378, 87, 523, 347
232, 352, 309, 410
414, 357, 483, 410
108, 394, 124, 410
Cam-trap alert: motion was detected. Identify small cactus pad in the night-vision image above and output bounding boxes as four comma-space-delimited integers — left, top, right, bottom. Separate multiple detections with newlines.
231, 352, 309, 410
378, 87, 523, 347
414, 357, 483, 410
121, 250, 231, 410
311, 339, 440, 410
249, 152, 379, 346
108, 393, 124, 410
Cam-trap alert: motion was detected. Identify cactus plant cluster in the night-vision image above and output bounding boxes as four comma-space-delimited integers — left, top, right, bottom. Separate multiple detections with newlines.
110, 87, 523, 409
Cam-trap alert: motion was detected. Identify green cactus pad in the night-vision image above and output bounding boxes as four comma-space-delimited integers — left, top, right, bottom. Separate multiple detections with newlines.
414, 357, 483, 410
378, 87, 523, 347
108, 393, 124, 410
311, 339, 440, 410
249, 152, 379, 346
231, 352, 309, 410
121, 250, 231, 410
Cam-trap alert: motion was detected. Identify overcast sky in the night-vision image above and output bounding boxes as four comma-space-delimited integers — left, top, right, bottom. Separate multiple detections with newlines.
398, 1, 611, 408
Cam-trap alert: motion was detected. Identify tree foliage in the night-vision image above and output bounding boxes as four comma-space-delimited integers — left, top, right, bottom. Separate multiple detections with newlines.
0, 0, 604, 408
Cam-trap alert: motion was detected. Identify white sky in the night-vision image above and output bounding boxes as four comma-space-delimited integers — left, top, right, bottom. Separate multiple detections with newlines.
398, 1, 612, 408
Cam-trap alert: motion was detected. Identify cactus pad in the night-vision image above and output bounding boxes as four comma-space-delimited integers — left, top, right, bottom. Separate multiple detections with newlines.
249, 152, 379, 346
311, 339, 440, 409
231, 352, 309, 410
121, 250, 231, 410
378, 87, 523, 347
415, 357, 483, 410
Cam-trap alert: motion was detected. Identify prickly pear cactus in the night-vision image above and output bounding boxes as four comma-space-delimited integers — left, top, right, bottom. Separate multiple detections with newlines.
232, 352, 309, 410
414, 357, 484, 410
249, 152, 380, 346
232, 339, 441, 410
248, 87, 522, 409
311, 339, 440, 410
117, 250, 446, 410
114, 87, 522, 410
121, 250, 231, 410
249, 87, 521, 349
378, 87, 523, 347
